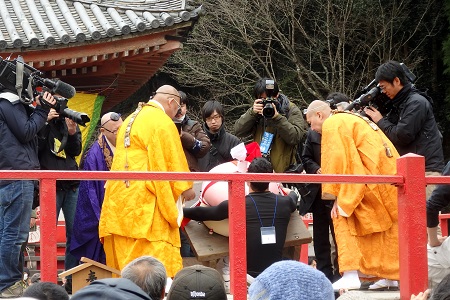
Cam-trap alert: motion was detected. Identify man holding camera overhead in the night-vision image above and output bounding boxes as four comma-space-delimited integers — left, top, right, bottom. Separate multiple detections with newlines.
234, 78, 305, 173
0, 88, 56, 297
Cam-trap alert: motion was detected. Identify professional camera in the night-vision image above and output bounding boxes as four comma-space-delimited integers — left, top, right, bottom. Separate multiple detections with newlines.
261, 79, 278, 118
346, 63, 416, 115
0, 56, 90, 126
51, 96, 90, 127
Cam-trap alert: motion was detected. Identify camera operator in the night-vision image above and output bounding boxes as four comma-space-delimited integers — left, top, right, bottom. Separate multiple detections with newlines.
0, 91, 56, 297
363, 60, 444, 193
38, 106, 82, 293
234, 78, 305, 173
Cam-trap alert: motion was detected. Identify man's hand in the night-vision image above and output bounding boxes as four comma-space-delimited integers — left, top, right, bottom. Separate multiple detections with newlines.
47, 108, 59, 122
331, 200, 338, 218
252, 99, 264, 115
410, 289, 430, 300
37, 91, 57, 108
363, 106, 383, 123
65, 118, 77, 135
30, 217, 36, 228
270, 102, 279, 118
181, 188, 195, 201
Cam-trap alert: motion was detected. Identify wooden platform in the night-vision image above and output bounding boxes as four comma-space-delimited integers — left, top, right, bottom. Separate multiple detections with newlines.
184, 212, 312, 267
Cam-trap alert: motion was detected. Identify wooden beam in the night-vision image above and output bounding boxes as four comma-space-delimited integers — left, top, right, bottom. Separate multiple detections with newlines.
0, 29, 186, 64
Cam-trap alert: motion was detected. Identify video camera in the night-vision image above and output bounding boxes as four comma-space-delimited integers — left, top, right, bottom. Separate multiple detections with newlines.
346, 63, 416, 114
0, 56, 90, 126
52, 96, 90, 127
261, 79, 277, 118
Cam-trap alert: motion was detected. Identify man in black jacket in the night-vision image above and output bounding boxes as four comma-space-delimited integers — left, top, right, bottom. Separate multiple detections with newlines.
198, 100, 240, 171
364, 60, 444, 196
184, 158, 297, 278
0, 90, 56, 297
38, 107, 82, 291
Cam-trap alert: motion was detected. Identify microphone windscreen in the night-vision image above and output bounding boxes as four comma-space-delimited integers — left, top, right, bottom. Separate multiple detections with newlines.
52, 80, 76, 99
43, 78, 76, 99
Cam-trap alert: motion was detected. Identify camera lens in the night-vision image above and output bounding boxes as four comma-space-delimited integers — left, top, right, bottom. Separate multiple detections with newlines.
262, 103, 275, 118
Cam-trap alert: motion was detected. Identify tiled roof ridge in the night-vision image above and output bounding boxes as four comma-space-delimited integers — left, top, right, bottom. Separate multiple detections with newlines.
0, 0, 199, 50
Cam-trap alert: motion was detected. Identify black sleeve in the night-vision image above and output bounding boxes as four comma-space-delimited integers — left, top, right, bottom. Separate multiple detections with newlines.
287, 191, 298, 212
183, 200, 229, 221
65, 125, 82, 157
301, 130, 320, 174
427, 162, 450, 228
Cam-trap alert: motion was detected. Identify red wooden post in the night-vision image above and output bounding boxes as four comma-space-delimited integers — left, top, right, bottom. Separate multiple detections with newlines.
396, 154, 427, 298
228, 179, 247, 299
39, 178, 58, 283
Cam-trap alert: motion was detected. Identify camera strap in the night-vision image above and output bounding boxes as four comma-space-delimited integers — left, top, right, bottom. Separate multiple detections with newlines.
15, 56, 24, 100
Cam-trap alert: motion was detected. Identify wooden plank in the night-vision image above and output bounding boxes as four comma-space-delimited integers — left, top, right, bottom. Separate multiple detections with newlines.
184, 212, 312, 263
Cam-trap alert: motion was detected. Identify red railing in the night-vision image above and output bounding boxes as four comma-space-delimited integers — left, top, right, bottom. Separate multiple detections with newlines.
1, 153, 449, 299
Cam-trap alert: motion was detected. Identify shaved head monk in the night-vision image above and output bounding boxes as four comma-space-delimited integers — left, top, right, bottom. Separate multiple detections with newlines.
99, 85, 195, 277
304, 100, 400, 290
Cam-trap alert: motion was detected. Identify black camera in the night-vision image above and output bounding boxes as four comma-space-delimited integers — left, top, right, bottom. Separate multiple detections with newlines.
50, 96, 90, 127
346, 63, 416, 115
262, 79, 277, 118
0, 56, 90, 126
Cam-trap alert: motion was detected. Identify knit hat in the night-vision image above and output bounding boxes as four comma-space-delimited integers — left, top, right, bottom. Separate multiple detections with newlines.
248, 260, 334, 300
167, 265, 227, 300
71, 278, 151, 300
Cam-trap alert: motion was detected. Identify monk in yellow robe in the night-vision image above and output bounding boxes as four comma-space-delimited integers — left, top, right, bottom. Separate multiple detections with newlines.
99, 85, 195, 277
305, 100, 399, 290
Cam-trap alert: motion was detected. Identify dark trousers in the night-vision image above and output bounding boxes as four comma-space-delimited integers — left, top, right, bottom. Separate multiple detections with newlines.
311, 194, 339, 282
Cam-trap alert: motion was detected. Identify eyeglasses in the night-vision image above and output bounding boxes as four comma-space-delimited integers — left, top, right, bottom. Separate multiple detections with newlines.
154, 92, 181, 111
205, 114, 222, 123
101, 112, 121, 127
102, 127, 118, 135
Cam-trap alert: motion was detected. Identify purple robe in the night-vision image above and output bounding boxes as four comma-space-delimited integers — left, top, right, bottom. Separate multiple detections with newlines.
70, 135, 113, 264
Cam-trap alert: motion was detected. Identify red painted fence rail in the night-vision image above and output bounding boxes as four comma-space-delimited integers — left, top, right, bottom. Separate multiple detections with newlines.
2, 154, 450, 299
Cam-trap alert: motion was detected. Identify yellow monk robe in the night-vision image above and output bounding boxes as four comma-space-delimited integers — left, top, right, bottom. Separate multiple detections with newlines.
321, 112, 399, 280
99, 102, 192, 277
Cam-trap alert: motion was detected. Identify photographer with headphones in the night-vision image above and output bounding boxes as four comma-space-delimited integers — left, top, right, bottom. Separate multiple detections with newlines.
0, 88, 56, 297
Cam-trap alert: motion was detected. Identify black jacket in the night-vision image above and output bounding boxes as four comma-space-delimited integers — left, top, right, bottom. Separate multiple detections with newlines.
0, 93, 49, 172
300, 129, 322, 214
377, 84, 444, 172
38, 117, 82, 190
427, 161, 450, 228
197, 124, 240, 172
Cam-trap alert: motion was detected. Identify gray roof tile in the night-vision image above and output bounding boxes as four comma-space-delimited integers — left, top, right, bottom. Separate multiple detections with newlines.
0, 0, 199, 50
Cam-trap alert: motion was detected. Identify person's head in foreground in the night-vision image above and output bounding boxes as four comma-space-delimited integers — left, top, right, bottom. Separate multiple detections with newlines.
22, 282, 69, 300
248, 260, 334, 300
121, 255, 167, 300
71, 278, 151, 300
167, 265, 227, 300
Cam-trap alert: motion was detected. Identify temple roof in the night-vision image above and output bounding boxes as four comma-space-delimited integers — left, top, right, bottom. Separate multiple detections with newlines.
0, 0, 200, 111
0, 0, 198, 49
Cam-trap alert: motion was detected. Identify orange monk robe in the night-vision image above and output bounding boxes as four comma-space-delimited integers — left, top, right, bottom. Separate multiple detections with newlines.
321, 112, 400, 280
99, 102, 192, 277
